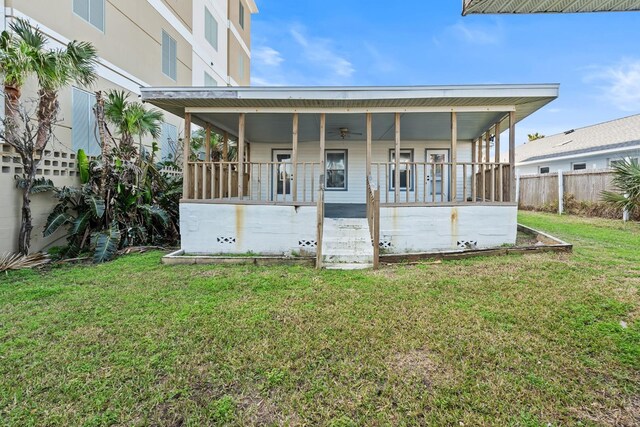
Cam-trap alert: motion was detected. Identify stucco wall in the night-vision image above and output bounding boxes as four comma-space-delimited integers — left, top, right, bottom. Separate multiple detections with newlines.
380, 205, 517, 253
180, 203, 318, 255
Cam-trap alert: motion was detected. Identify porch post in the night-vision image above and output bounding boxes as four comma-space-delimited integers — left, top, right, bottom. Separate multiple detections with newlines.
485, 130, 491, 164
450, 112, 457, 201
319, 113, 326, 178
222, 131, 229, 161
509, 111, 516, 202
494, 121, 502, 201
238, 113, 245, 198
394, 112, 401, 203
183, 113, 191, 199
205, 124, 212, 161
292, 113, 299, 202
471, 137, 477, 201
477, 135, 483, 166
366, 112, 372, 179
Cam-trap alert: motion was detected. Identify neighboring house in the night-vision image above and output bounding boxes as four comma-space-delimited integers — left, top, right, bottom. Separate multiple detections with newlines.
0, 0, 258, 254
462, 0, 640, 14
515, 114, 640, 175
142, 84, 558, 268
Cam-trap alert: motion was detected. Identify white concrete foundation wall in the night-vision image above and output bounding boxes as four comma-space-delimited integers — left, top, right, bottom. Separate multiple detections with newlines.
180, 203, 318, 255
380, 205, 517, 253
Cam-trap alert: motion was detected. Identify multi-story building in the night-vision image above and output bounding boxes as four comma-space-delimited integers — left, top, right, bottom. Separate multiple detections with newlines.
0, 0, 258, 253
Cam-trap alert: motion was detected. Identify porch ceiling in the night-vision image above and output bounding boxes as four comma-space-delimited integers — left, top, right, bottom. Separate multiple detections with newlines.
140, 84, 559, 141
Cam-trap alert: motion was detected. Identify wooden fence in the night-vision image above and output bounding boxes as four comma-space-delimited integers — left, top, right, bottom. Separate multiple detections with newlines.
518, 169, 617, 212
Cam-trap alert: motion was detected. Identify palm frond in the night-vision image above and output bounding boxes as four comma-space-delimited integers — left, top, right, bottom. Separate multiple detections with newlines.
0, 252, 50, 272
31, 177, 55, 194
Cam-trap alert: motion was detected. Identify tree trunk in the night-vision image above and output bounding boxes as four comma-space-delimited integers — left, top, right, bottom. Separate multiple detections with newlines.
4, 84, 21, 119
18, 181, 33, 255
36, 88, 58, 150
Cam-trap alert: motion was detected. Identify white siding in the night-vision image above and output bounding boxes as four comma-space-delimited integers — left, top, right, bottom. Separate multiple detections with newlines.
249, 140, 473, 203
517, 148, 640, 175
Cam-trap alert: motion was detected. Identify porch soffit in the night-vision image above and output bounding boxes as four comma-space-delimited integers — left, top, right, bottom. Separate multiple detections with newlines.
140, 85, 559, 142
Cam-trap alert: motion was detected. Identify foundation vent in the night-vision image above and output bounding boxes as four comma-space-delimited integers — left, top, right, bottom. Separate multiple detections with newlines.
457, 240, 478, 249
298, 239, 317, 248
217, 236, 236, 244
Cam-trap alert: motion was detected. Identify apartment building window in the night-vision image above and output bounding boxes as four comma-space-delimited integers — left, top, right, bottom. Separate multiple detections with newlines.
204, 72, 217, 86
572, 162, 587, 171
239, 1, 245, 29
160, 122, 178, 161
325, 150, 347, 190
73, 0, 105, 32
205, 7, 218, 50
539, 166, 550, 174
72, 88, 100, 156
162, 30, 177, 80
238, 55, 245, 80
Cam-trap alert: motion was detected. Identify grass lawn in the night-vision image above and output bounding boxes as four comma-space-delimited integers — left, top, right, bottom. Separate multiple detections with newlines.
1, 212, 639, 426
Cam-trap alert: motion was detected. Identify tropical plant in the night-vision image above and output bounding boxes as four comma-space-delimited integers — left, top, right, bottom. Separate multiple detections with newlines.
45, 148, 181, 262
528, 133, 545, 141
103, 90, 164, 160
0, 18, 98, 255
602, 159, 640, 214
0, 252, 50, 272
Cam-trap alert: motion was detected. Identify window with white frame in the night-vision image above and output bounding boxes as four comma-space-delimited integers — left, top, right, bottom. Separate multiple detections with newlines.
204, 72, 217, 86
572, 162, 587, 171
325, 150, 347, 190
205, 7, 218, 50
160, 122, 178, 162
239, 1, 245, 29
389, 149, 414, 191
162, 30, 177, 80
72, 88, 100, 156
539, 166, 550, 174
73, 0, 105, 31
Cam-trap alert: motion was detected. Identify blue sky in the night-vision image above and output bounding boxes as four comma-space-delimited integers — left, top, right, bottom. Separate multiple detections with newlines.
250, 1, 640, 145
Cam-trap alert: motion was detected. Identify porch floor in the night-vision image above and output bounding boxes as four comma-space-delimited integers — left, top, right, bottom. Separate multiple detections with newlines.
324, 203, 366, 218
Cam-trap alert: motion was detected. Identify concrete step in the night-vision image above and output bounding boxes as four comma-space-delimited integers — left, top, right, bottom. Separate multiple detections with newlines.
323, 254, 373, 264
322, 218, 373, 268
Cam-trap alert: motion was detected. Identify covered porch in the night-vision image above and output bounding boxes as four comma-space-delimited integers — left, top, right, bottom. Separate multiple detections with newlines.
141, 85, 558, 267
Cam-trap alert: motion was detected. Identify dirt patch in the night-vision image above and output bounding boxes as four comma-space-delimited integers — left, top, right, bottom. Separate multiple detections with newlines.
237, 391, 285, 426
388, 349, 454, 388
575, 395, 640, 426
148, 402, 185, 427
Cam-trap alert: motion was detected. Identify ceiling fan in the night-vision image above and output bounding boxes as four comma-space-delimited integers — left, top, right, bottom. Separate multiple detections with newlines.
327, 127, 363, 139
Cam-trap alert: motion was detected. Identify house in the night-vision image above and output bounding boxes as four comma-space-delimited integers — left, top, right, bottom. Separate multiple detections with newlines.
0, 0, 258, 254
515, 114, 640, 175
462, 0, 640, 15
141, 84, 559, 268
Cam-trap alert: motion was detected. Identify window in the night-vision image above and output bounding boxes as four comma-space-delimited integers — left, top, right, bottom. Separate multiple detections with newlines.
162, 30, 177, 80
389, 149, 414, 191
204, 7, 218, 50
325, 150, 347, 190
204, 72, 217, 86
238, 55, 245, 80
73, 0, 105, 31
610, 158, 638, 167
160, 122, 178, 161
72, 88, 100, 156
572, 162, 587, 171
539, 166, 550, 174
239, 0, 245, 29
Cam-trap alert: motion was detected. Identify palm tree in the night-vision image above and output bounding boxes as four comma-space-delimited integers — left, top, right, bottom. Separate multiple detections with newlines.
0, 18, 98, 254
103, 90, 164, 160
602, 159, 640, 215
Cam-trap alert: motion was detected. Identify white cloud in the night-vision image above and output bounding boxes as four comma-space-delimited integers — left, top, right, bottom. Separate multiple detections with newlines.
448, 20, 503, 45
585, 58, 640, 111
290, 25, 355, 78
253, 46, 284, 67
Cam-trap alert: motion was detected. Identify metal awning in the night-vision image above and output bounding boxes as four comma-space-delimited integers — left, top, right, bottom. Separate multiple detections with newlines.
462, 0, 640, 15
141, 84, 559, 143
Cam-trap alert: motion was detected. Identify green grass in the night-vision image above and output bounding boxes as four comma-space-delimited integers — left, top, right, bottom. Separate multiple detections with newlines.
1, 212, 639, 426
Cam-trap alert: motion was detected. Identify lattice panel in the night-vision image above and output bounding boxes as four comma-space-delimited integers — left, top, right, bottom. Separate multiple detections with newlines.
217, 236, 236, 244
378, 240, 392, 249
1, 143, 78, 178
298, 239, 317, 248
457, 240, 478, 249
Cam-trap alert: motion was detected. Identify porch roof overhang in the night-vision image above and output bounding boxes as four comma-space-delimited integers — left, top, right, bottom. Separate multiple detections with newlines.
140, 84, 559, 143
462, 0, 640, 15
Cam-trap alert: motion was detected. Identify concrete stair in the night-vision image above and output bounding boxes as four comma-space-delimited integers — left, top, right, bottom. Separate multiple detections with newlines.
322, 218, 374, 270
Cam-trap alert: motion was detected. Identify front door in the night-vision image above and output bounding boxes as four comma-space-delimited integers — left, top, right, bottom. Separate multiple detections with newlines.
426, 149, 449, 202
272, 150, 293, 201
